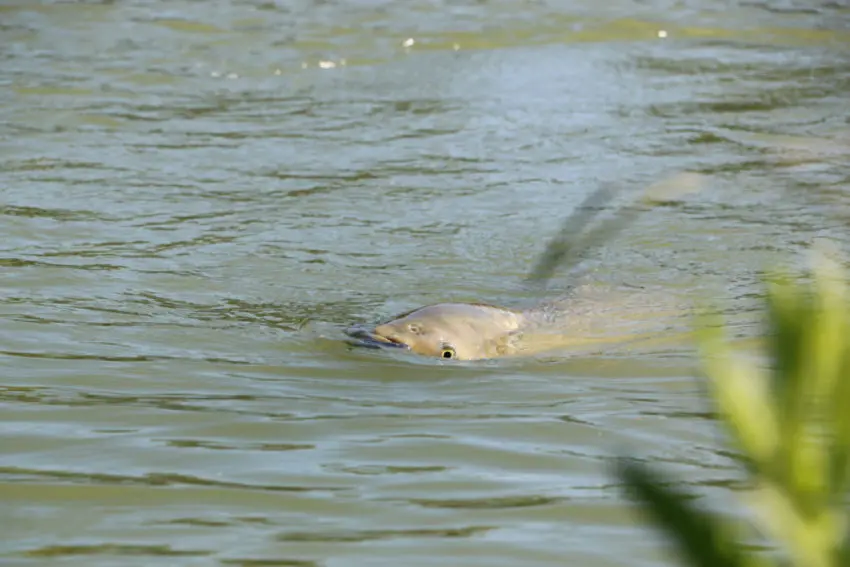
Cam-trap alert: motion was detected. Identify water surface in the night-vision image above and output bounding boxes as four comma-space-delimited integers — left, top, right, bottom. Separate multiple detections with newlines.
2, 1, 850, 566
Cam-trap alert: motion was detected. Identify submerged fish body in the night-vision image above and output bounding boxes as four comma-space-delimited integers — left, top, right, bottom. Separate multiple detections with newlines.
345, 285, 693, 361
346, 174, 706, 361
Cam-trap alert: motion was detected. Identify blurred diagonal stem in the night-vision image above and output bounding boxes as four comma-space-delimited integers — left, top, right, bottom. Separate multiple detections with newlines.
526, 172, 704, 288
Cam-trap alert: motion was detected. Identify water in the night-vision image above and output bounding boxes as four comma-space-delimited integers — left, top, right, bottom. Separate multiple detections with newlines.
2, 1, 849, 565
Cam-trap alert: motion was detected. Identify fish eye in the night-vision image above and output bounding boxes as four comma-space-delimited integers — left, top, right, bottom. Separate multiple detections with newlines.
440, 346, 456, 359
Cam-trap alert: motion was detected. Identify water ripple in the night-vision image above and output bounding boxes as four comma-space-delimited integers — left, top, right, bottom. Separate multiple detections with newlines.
0, 467, 344, 494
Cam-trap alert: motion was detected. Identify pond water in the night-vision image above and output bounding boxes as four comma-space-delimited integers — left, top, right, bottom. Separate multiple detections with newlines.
2, 1, 849, 566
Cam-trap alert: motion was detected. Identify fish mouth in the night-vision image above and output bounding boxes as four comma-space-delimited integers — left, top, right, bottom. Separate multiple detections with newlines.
344, 325, 409, 350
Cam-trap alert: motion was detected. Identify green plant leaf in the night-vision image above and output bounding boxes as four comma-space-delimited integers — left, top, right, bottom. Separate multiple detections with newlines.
696, 319, 779, 475
621, 245, 850, 567
616, 457, 764, 567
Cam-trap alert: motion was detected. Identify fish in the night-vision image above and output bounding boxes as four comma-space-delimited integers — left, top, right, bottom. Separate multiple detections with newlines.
346, 173, 705, 361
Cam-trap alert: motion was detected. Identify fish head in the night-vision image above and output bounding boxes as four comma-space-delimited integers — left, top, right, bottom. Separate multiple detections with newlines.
346, 303, 522, 361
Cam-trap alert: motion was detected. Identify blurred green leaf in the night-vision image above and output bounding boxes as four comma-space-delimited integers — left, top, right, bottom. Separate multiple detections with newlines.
696, 320, 779, 474
617, 245, 850, 567
616, 458, 756, 567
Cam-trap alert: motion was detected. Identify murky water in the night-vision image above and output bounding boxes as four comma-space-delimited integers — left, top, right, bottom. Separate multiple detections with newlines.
2, 1, 849, 565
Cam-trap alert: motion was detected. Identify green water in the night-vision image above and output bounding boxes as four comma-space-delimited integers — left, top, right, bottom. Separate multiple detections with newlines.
2, 1, 849, 566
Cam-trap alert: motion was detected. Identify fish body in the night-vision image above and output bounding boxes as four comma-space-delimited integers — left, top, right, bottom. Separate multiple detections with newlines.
345, 285, 692, 361
346, 173, 705, 361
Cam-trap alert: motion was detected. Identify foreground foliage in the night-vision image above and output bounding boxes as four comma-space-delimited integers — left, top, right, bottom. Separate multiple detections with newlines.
618, 248, 850, 567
